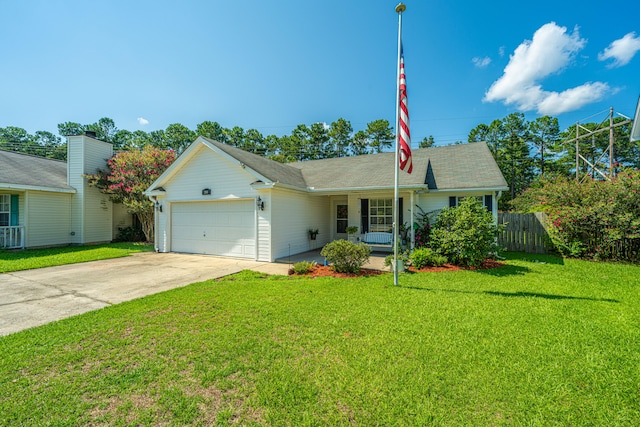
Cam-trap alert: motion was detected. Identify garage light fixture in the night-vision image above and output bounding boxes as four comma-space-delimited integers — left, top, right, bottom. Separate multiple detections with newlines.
155, 200, 163, 212
256, 196, 264, 211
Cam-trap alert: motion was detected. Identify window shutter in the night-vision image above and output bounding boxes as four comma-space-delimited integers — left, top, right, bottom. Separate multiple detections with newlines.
484, 195, 493, 213
399, 198, 404, 226
10, 195, 18, 226
360, 199, 369, 233
449, 196, 456, 207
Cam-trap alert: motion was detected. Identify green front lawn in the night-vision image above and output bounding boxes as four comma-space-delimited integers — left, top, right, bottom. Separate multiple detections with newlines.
1, 253, 638, 425
0, 242, 153, 273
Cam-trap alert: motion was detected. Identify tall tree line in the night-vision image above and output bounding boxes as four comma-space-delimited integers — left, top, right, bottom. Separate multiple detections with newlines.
3, 112, 636, 208
0, 117, 395, 163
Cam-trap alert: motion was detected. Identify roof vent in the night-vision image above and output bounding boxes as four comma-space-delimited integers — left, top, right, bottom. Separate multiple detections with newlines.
85, 131, 97, 138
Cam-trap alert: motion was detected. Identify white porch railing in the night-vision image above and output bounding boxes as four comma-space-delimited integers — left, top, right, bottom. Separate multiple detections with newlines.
0, 226, 25, 249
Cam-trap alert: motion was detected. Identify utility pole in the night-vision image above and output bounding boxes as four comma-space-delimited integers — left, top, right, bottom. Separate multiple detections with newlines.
609, 107, 615, 177
567, 107, 630, 182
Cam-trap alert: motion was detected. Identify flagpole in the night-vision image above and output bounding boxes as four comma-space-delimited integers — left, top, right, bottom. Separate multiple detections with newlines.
393, 3, 405, 286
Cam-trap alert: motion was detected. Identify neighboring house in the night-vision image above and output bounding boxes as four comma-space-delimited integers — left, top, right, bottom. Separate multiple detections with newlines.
0, 134, 132, 249
146, 136, 508, 262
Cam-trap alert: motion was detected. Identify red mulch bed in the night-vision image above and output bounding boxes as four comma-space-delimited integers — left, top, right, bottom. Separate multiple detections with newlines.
290, 259, 505, 278
289, 265, 385, 278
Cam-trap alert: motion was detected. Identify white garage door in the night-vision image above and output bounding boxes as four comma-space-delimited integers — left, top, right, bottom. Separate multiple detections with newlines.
171, 200, 255, 258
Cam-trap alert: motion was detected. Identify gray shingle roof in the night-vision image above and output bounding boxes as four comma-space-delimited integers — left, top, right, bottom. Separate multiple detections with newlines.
418, 142, 509, 190
287, 142, 507, 191
201, 137, 307, 188
171, 139, 507, 193
0, 150, 73, 191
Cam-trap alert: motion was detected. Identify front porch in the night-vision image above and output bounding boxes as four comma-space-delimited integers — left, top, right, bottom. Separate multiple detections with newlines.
0, 226, 25, 249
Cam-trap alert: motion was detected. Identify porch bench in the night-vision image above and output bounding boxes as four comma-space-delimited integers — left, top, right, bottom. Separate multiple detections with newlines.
362, 232, 393, 247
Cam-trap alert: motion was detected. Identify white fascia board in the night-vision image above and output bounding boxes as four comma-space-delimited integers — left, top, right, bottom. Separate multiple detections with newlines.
428, 186, 509, 193
250, 182, 275, 189
307, 185, 429, 194
146, 190, 167, 198
0, 184, 76, 194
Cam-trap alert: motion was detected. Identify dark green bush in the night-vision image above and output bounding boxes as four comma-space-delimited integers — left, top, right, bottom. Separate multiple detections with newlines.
410, 247, 447, 268
115, 225, 146, 242
320, 240, 371, 274
413, 206, 438, 248
292, 261, 316, 274
430, 198, 503, 267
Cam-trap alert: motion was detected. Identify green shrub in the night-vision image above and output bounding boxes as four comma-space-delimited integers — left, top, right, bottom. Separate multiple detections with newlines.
320, 240, 371, 274
512, 169, 640, 261
115, 225, 146, 242
413, 206, 438, 248
292, 261, 316, 274
430, 198, 503, 267
410, 247, 447, 269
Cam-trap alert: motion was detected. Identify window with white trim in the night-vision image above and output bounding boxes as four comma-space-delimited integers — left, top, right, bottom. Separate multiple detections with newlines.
0, 195, 9, 226
449, 195, 493, 212
369, 198, 393, 233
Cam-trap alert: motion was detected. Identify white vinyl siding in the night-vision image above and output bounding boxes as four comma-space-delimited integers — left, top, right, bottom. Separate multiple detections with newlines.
415, 194, 449, 215
154, 144, 267, 258
270, 189, 330, 261
67, 135, 113, 244
171, 200, 255, 258
163, 145, 256, 202
414, 192, 498, 224
25, 191, 72, 247
112, 203, 133, 240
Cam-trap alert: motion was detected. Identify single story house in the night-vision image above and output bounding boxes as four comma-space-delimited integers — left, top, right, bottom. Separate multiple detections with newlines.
0, 134, 132, 249
146, 136, 508, 262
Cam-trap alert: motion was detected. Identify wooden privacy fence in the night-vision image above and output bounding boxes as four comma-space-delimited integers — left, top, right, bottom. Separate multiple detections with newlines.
498, 212, 551, 254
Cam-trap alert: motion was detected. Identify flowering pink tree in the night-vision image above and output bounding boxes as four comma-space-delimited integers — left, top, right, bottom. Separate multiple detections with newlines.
87, 146, 176, 242
512, 169, 640, 260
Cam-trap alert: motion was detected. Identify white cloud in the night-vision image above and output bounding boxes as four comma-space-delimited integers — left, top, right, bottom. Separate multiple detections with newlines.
598, 32, 640, 68
498, 46, 505, 57
484, 22, 610, 115
536, 82, 610, 115
472, 56, 491, 68
137, 117, 149, 126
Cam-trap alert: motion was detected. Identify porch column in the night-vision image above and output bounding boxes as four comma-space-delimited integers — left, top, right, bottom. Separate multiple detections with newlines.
347, 193, 360, 241
410, 191, 415, 250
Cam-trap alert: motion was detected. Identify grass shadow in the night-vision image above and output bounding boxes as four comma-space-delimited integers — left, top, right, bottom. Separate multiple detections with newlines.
504, 251, 565, 265
483, 290, 619, 303
472, 264, 530, 277
402, 286, 618, 303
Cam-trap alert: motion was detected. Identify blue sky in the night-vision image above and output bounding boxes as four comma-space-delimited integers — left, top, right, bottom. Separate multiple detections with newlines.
1, 0, 639, 146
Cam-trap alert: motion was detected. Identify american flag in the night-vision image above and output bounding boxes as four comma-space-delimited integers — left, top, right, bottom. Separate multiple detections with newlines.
398, 44, 412, 174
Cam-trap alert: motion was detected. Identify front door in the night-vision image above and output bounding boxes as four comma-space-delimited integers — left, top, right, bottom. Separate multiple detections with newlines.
333, 200, 348, 240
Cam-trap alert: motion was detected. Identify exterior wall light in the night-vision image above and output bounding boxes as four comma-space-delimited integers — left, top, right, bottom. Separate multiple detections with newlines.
202, 188, 211, 195
256, 196, 264, 211
155, 200, 163, 212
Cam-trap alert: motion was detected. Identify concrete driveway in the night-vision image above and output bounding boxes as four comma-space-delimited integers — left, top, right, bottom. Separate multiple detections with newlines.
0, 252, 290, 336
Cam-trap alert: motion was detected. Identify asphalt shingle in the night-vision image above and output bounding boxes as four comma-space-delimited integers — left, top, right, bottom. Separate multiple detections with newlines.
0, 150, 73, 191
